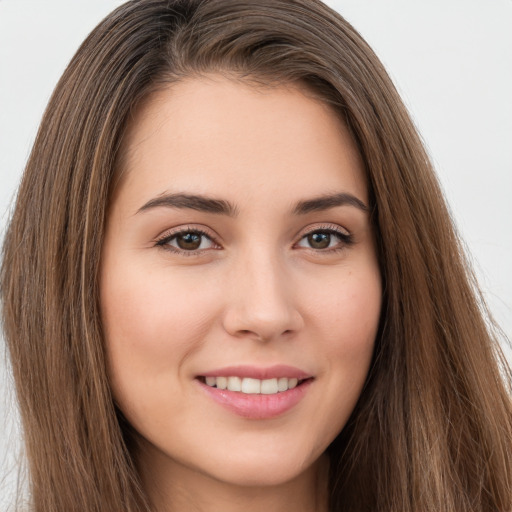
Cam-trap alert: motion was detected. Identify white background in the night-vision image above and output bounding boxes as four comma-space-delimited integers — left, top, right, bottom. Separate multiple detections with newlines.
1, 0, 511, 507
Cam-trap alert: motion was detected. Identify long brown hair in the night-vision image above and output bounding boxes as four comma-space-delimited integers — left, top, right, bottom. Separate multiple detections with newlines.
1, 1, 511, 511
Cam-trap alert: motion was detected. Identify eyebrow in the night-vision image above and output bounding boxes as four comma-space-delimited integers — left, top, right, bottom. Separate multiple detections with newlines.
293, 192, 368, 214
136, 191, 368, 217
137, 193, 238, 216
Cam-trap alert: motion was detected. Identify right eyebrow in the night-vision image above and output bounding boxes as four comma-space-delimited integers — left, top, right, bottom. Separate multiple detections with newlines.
136, 193, 239, 217
292, 192, 369, 215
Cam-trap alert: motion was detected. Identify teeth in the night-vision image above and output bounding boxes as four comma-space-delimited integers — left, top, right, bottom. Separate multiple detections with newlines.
277, 377, 288, 392
203, 376, 304, 394
260, 378, 278, 394
241, 378, 261, 394
227, 376, 242, 392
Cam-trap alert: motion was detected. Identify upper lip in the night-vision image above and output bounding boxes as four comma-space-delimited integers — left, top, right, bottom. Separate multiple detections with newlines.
198, 365, 312, 380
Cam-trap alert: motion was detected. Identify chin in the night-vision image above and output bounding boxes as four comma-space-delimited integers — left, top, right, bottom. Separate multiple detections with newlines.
190, 445, 325, 489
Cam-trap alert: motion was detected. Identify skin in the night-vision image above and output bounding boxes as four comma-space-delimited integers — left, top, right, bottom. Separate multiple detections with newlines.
100, 75, 382, 512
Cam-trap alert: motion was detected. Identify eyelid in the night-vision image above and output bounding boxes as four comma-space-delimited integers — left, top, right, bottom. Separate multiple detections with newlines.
293, 223, 354, 251
295, 222, 351, 240
154, 225, 222, 255
153, 222, 353, 257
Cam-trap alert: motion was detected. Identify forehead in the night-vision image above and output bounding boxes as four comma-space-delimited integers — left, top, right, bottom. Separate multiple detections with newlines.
115, 75, 367, 210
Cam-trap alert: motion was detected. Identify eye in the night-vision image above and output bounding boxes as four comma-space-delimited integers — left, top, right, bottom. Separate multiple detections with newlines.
296, 227, 353, 251
156, 228, 218, 254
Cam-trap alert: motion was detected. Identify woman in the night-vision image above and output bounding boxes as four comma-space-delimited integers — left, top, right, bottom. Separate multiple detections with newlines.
1, 1, 511, 511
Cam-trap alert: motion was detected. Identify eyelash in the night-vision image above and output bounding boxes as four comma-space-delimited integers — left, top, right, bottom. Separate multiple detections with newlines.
155, 227, 218, 257
296, 225, 354, 253
154, 224, 354, 257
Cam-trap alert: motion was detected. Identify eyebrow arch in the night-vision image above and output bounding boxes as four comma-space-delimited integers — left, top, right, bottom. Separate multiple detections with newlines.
137, 193, 238, 216
293, 192, 368, 215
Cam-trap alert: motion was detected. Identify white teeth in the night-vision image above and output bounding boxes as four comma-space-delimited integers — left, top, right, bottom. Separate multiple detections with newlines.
203, 376, 304, 394
205, 376, 216, 386
216, 376, 227, 390
227, 376, 242, 392
277, 377, 288, 392
241, 378, 261, 394
261, 378, 278, 394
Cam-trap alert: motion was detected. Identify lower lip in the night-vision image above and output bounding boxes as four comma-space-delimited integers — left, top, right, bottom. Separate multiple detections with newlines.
197, 379, 313, 419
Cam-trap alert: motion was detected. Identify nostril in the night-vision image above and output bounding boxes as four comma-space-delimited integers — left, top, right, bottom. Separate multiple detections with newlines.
222, 303, 304, 342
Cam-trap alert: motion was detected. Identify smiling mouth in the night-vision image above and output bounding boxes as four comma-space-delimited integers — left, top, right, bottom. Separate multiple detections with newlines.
198, 376, 310, 395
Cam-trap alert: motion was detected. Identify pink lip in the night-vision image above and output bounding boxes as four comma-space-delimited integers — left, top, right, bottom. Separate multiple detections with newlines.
196, 365, 314, 420
199, 364, 311, 380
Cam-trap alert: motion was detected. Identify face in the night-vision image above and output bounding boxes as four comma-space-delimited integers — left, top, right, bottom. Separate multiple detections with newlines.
100, 76, 381, 492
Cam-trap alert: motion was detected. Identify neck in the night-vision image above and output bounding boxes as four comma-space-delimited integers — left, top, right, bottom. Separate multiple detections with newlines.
136, 442, 330, 512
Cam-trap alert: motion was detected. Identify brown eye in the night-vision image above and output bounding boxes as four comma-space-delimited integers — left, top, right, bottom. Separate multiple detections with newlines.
296, 228, 352, 251
157, 229, 216, 253
307, 232, 331, 249
176, 232, 203, 250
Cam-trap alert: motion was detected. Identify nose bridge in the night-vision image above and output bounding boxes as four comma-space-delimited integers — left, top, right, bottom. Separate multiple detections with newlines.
222, 243, 302, 341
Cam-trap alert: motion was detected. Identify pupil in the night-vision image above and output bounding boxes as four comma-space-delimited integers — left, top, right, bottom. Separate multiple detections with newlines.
308, 232, 330, 249
177, 232, 201, 250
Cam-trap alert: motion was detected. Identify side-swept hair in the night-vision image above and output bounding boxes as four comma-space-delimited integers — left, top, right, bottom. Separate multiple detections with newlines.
1, 1, 510, 510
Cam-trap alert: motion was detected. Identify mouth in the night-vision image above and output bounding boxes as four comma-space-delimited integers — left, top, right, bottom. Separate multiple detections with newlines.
195, 366, 314, 419
197, 375, 310, 395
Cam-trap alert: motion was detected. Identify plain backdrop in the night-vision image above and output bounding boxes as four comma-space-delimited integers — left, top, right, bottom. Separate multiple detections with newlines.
1, 0, 511, 507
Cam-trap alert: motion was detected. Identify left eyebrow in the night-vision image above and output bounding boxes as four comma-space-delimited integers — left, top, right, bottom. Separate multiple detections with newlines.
292, 192, 368, 215
136, 193, 238, 216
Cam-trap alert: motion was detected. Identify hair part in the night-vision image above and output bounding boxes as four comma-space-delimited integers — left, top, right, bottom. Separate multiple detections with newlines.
1, 1, 511, 511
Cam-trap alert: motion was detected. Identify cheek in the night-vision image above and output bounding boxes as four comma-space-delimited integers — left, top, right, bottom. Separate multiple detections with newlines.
100, 263, 222, 394
302, 268, 381, 435
305, 266, 381, 350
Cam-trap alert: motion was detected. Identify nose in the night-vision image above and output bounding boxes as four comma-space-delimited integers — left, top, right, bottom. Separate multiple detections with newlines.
221, 248, 304, 342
